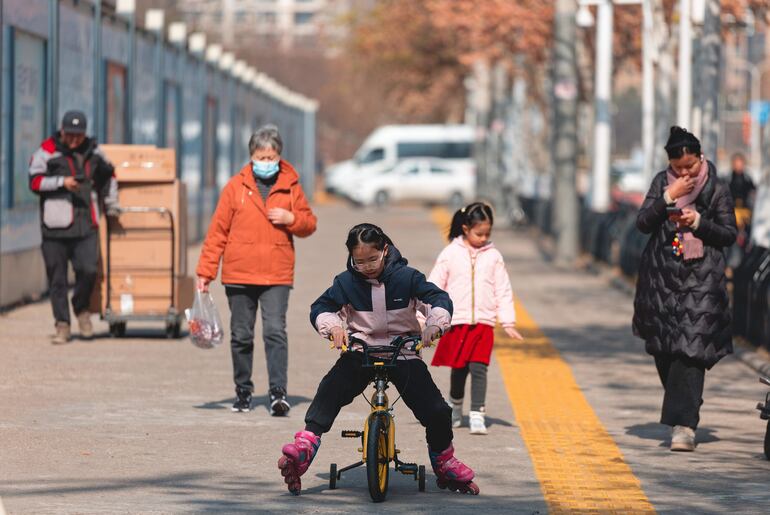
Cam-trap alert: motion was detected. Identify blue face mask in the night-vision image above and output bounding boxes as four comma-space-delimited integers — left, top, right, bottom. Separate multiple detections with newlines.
252, 160, 280, 179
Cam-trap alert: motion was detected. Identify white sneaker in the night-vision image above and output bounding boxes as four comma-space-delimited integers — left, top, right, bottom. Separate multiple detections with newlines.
469, 410, 488, 435
450, 397, 463, 428
671, 425, 695, 452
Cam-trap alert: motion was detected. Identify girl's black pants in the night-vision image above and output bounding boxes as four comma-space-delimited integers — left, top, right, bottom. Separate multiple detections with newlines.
304, 352, 453, 452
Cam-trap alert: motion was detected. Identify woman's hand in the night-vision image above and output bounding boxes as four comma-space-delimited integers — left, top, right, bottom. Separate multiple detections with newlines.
268, 208, 295, 226
503, 327, 524, 341
329, 326, 348, 349
197, 276, 211, 292
667, 175, 695, 201
677, 208, 699, 229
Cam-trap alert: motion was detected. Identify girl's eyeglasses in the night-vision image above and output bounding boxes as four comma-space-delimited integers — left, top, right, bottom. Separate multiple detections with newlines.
351, 248, 386, 273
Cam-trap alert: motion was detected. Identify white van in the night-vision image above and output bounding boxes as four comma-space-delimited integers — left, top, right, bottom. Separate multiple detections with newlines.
324, 125, 474, 196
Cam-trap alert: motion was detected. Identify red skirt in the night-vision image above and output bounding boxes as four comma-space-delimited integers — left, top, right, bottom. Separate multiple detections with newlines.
431, 324, 494, 368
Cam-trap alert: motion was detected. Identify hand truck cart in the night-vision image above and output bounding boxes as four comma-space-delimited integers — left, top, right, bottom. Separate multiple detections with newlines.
104, 206, 182, 338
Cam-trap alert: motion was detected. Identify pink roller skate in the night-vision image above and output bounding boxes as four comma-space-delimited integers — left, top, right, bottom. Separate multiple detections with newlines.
429, 443, 480, 495
277, 430, 321, 495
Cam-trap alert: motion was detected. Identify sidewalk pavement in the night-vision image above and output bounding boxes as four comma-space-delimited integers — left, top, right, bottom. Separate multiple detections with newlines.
0, 201, 768, 514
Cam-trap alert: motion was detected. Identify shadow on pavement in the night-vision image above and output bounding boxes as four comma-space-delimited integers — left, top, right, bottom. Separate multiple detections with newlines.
626, 422, 721, 447
1, 472, 264, 498
193, 394, 313, 411
85, 329, 190, 341
452, 415, 514, 429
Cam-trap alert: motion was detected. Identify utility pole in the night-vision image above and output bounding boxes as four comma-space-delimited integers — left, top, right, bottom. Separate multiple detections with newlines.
692, 0, 721, 159
551, 0, 579, 265
589, 0, 613, 213
677, 0, 693, 128
654, 0, 675, 165
642, 0, 656, 184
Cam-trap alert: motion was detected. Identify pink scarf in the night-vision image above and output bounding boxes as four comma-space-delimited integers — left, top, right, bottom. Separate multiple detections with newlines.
666, 159, 709, 260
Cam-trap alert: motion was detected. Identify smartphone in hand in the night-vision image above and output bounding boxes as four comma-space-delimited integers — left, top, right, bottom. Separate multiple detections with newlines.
666, 206, 683, 216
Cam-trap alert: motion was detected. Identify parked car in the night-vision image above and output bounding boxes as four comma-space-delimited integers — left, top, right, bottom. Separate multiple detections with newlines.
344, 158, 475, 208
324, 124, 474, 195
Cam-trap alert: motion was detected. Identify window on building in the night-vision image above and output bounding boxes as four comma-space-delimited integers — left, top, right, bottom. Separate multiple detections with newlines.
10, 30, 47, 209
104, 61, 127, 144
294, 12, 314, 25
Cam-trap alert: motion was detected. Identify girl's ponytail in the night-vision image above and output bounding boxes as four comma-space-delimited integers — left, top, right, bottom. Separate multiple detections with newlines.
447, 202, 494, 241
448, 208, 467, 241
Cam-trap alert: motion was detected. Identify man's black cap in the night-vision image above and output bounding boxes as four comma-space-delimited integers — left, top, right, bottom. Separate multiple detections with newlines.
61, 110, 87, 134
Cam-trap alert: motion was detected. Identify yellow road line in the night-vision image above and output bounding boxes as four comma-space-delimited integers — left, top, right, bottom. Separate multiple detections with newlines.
430, 207, 654, 514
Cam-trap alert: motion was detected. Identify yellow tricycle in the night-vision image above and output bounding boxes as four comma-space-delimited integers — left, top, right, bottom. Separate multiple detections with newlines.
328, 335, 427, 502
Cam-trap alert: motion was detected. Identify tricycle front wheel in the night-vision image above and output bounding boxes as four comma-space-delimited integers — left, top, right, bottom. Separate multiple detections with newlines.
366, 414, 390, 502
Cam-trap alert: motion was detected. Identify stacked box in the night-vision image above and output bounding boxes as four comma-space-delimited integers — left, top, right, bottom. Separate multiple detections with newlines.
90, 145, 193, 317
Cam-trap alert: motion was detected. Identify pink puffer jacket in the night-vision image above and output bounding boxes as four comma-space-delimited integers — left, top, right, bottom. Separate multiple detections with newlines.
428, 237, 516, 328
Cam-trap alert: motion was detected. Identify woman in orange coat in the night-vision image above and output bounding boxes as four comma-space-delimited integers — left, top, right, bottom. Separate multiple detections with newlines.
197, 125, 317, 415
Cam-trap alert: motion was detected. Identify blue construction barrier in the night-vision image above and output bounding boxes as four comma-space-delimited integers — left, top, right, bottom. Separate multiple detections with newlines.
0, 0, 318, 307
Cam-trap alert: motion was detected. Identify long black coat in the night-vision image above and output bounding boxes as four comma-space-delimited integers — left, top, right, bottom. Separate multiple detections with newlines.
632, 162, 737, 368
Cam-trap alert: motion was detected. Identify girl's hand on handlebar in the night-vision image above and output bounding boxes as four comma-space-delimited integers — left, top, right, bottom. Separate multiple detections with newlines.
329, 327, 348, 351
420, 325, 442, 348
504, 326, 524, 341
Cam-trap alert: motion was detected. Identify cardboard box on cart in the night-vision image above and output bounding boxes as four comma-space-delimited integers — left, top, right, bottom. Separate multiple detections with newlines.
100, 145, 176, 183
89, 146, 192, 318
100, 182, 190, 316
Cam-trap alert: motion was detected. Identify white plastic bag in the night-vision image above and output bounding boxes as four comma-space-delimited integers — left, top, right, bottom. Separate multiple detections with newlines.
185, 290, 224, 349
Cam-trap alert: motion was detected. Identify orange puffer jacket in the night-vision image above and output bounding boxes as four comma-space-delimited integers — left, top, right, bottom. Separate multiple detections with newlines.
196, 160, 317, 286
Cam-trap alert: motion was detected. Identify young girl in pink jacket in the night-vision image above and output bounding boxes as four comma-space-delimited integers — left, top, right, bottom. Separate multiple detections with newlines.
428, 203, 523, 434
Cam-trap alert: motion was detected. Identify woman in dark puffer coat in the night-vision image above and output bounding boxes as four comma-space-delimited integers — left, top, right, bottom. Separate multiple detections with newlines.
633, 127, 737, 452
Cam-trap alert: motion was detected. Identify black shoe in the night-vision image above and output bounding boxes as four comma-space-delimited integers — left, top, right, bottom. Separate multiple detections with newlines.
232, 389, 252, 412
269, 387, 291, 416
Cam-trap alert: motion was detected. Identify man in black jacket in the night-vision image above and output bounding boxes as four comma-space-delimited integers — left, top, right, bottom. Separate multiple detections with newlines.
29, 111, 119, 344
727, 153, 755, 208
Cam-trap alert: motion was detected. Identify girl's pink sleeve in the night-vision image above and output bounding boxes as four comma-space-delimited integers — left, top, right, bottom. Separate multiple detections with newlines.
428, 251, 450, 290
494, 254, 516, 327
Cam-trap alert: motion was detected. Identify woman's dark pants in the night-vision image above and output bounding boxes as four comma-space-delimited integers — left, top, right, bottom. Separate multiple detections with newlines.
226, 285, 290, 394
654, 354, 706, 429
